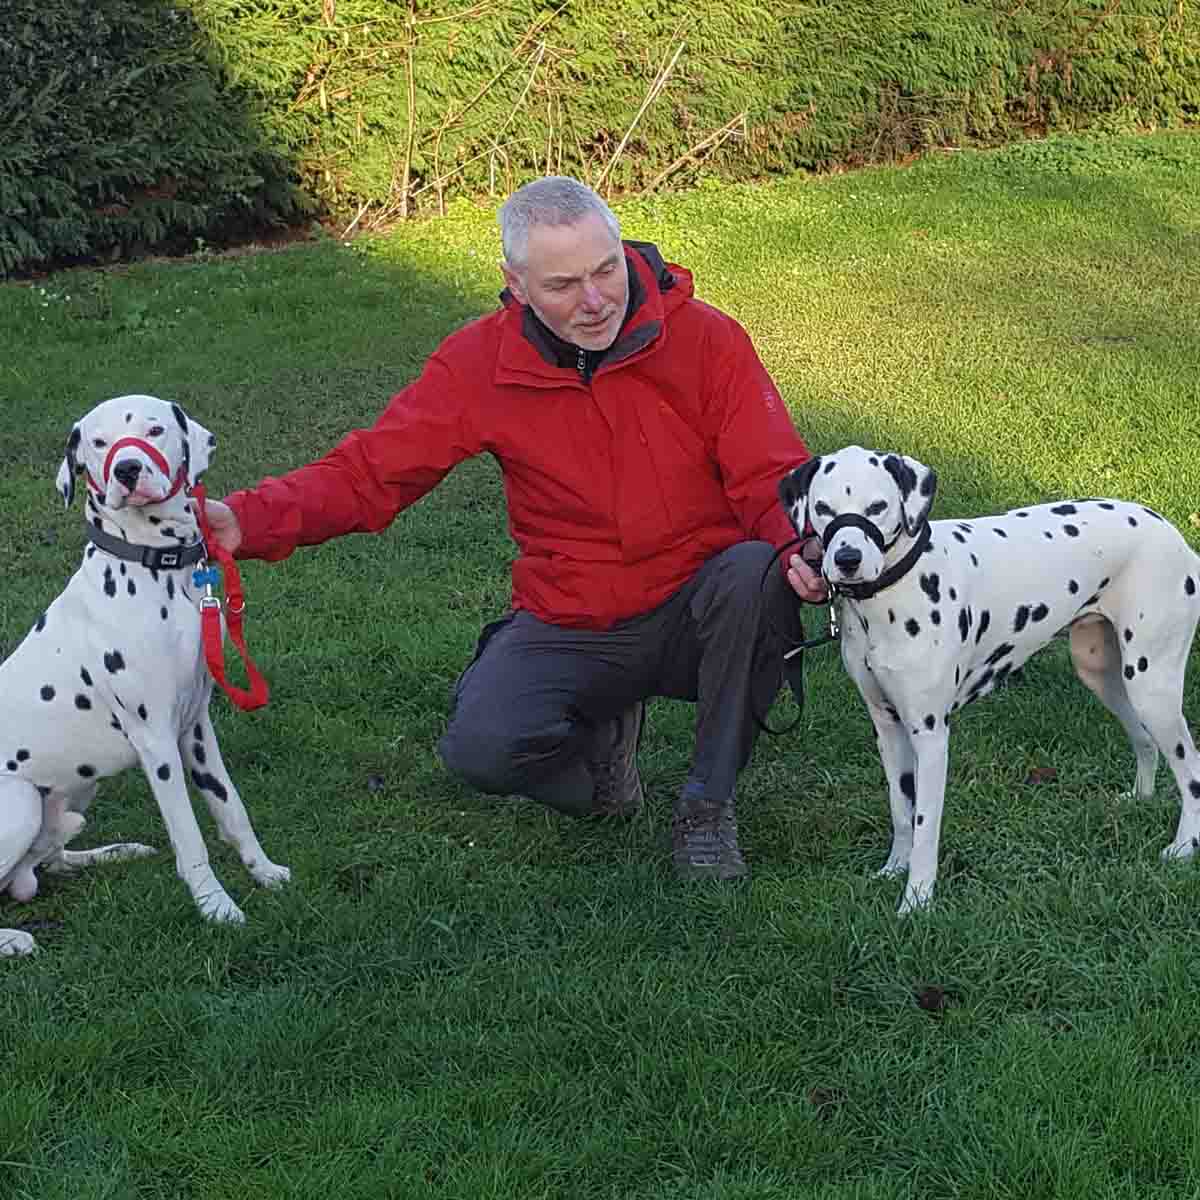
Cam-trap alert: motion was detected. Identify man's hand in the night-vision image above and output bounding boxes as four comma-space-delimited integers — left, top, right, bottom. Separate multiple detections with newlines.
785, 536, 827, 604
203, 499, 243, 555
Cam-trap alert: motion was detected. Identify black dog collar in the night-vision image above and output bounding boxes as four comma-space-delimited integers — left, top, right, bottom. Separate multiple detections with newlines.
86, 523, 207, 570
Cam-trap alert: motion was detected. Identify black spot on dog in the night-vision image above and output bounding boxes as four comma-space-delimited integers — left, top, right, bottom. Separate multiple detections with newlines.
970, 553, 979, 568
119, 563, 126, 576
955, 666, 961, 685
161, 526, 176, 539
86, 545, 96, 559
1043, 531, 1053, 540
1063, 524, 1080, 537
34, 612, 47, 633
1124, 665, 1135, 680
194, 744, 207, 765
1124, 628, 1133, 642
967, 667, 995, 698
930, 609, 941, 625
1051, 504, 1077, 515
1082, 593, 1099, 607
191, 770, 228, 802
40, 685, 55, 702
974, 610, 990, 644
1137, 657, 1148, 673
103, 566, 116, 598
1142, 507, 1164, 522
80, 667, 93, 686
905, 618, 921, 637
1127, 516, 1138, 527
1031, 604, 1049, 622
888, 609, 896, 624
1188, 780, 1200, 799
822, 459, 836, 474
1015, 511, 1029, 518
986, 642, 1014, 666
37, 785, 51, 798
16, 750, 29, 762
77, 764, 96, 778
149, 568, 159, 583
1099, 502, 1114, 510
900, 772, 915, 802
1014, 606, 1030, 633
1098, 577, 1109, 589
160, 606, 168, 620
166, 576, 175, 600
958, 608, 971, 642
915, 813, 925, 826
148, 514, 162, 525
5, 761, 15, 772
924, 714, 936, 730
104, 650, 126, 674
127, 579, 136, 596
920, 573, 941, 603
952, 530, 966, 544
157, 763, 171, 781
74, 694, 92, 710
1068, 579, 1079, 594
1176, 744, 1186, 760
110, 716, 122, 732
1186, 577, 1196, 597
137, 703, 148, 719
993, 528, 1008, 538
193, 724, 203, 740
994, 662, 1013, 686
948, 587, 957, 601
885, 705, 900, 722
957, 523, 972, 533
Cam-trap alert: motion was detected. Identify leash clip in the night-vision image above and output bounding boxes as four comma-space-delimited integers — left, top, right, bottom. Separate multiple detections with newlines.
826, 597, 840, 640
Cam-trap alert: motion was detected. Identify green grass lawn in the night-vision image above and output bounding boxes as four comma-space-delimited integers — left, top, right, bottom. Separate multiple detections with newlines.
2, 131, 1200, 1199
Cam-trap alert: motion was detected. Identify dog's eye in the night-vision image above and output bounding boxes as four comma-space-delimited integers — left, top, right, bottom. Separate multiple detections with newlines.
814, 501, 835, 518
866, 500, 888, 517
147, 425, 165, 437
91, 437, 107, 449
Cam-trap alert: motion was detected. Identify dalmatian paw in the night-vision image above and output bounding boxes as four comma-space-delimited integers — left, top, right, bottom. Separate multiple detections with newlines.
197, 889, 246, 925
1160, 838, 1198, 863
897, 883, 934, 916
0, 929, 38, 956
876, 857, 909, 879
250, 860, 291, 889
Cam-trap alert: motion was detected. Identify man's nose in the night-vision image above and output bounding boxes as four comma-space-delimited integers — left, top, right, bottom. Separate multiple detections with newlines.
580, 279, 604, 308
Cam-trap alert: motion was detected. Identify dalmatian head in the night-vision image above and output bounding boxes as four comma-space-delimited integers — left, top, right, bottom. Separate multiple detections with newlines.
56, 395, 215, 512
779, 445, 937, 586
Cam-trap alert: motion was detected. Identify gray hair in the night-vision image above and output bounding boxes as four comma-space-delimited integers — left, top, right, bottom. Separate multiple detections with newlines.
498, 176, 621, 270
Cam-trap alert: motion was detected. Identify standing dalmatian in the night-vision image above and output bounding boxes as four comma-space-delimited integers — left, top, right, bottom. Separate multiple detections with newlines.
780, 445, 1200, 914
0, 395, 288, 955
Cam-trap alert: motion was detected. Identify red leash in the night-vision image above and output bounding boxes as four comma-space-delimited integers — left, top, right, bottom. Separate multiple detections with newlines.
191, 483, 270, 711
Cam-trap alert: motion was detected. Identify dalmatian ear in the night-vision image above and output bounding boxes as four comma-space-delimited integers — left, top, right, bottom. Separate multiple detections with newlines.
171, 402, 216, 486
882, 453, 937, 535
56, 424, 82, 507
778, 457, 822, 534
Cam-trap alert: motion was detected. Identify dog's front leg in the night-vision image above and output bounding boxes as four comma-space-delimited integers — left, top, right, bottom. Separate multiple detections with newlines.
899, 726, 951, 915
865, 702, 917, 878
132, 738, 244, 924
180, 713, 290, 889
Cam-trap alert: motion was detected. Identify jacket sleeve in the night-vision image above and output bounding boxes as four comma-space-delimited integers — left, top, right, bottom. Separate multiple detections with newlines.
705, 317, 811, 548
225, 353, 479, 562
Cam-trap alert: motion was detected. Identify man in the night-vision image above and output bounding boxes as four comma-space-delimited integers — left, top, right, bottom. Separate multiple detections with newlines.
205, 176, 826, 881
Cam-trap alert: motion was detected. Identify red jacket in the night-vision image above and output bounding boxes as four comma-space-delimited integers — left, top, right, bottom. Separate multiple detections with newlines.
226, 242, 811, 629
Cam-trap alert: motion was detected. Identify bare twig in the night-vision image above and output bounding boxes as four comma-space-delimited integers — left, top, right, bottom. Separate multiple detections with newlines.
640, 111, 747, 194
400, 0, 417, 219
339, 200, 371, 239
594, 40, 686, 193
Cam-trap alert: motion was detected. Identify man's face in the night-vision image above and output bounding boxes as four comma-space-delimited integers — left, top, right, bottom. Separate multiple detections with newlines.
502, 211, 629, 351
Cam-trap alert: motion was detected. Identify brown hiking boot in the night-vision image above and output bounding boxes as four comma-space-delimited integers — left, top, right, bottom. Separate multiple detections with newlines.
588, 703, 645, 819
671, 795, 748, 881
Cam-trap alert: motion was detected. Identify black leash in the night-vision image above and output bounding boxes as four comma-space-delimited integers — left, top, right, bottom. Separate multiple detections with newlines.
753, 537, 841, 736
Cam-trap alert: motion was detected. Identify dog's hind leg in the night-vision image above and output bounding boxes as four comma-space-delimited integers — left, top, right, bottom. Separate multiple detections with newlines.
1069, 615, 1159, 797
39, 785, 156, 875
0, 779, 47, 955
180, 713, 290, 889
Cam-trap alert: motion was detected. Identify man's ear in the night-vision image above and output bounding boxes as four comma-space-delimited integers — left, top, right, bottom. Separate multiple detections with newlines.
55, 424, 82, 507
778, 457, 821, 534
171, 402, 216, 486
501, 261, 528, 305
882, 453, 937, 535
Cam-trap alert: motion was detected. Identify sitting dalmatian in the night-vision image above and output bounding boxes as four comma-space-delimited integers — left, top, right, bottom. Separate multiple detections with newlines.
780, 445, 1200, 914
0, 395, 288, 955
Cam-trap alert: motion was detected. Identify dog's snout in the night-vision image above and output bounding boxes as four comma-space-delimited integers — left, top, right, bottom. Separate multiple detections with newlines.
833, 544, 863, 574
112, 459, 142, 489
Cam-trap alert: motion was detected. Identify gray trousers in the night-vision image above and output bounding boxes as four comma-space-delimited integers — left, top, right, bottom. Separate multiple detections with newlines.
438, 540, 803, 815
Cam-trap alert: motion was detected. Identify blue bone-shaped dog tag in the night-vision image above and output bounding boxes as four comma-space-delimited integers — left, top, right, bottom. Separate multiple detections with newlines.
193, 567, 221, 589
